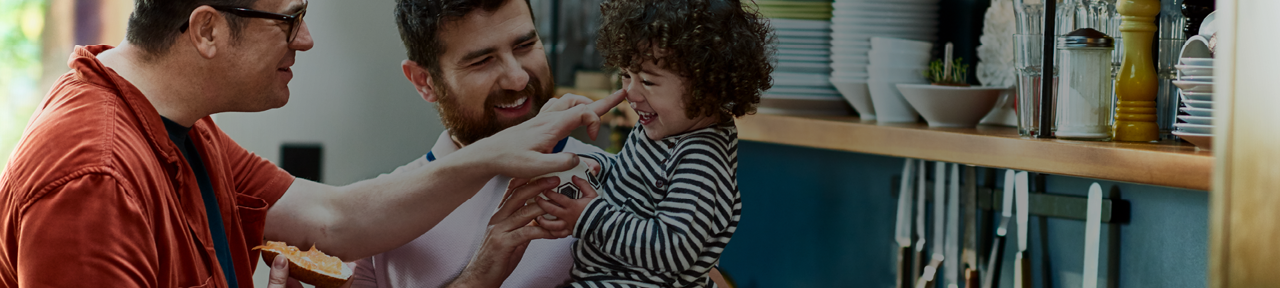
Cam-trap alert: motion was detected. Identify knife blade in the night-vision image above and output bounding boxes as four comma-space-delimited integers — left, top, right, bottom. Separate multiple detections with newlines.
914, 160, 928, 285
1083, 183, 1103, 288
981, 170, 1016, 288
895, 159, 916, 288
945, 164, 960, 288
962, 166, 979, 288
1014, 171, 1031, 288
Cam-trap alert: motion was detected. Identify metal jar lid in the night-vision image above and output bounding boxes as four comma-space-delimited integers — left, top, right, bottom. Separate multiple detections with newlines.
1058, 28, 1114, 48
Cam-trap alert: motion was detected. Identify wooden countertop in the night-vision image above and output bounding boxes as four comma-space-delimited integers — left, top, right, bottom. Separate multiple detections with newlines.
736, 113, 1213, 191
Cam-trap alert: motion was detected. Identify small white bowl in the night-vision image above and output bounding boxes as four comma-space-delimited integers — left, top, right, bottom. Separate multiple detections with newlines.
897, 84, 1008, 127
867, 65, 928, 80
1177, 115, 1213, 125
1172, 80, 1213, 93
1181, 91, 1212, 101
1174, 123, 1213, 134
1177, 75, 1214, 82
871, 36, 933, 52
1179, 57, 1213, 66
1183, 99, 1213, 109
1175, 64, 1213, 77
1181, 106, 1213, 117
1180, 36, 1211, 59
868, 80, 925, 123
832, 80, 876, 120
1172, 131, 1212, 150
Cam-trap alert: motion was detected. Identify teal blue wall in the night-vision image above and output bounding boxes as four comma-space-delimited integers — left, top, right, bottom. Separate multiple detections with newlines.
719, 141, 1207, 288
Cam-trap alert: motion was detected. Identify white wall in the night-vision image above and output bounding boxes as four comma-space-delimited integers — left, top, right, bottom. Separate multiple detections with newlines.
215, 0, 444, 186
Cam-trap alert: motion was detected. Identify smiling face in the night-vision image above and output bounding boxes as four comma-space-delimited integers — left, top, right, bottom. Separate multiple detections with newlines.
222, 0, 314, 112
428, 0, 553, 145
620, 58, 721, 141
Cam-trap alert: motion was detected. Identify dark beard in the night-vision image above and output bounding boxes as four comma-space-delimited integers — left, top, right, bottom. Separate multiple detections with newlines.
434, 72, 554, 146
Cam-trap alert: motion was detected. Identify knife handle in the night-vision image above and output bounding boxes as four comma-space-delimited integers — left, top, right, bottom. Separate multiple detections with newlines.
965, 268, 980, 288
1014, 252, 1032, 288
914, 248, 927, 286
981, 237, 1005, 288
915, 256, 944, 288
898, 246, 913, 288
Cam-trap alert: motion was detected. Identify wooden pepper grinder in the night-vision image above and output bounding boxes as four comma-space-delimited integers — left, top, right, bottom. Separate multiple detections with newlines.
1113, 0, 1160, 142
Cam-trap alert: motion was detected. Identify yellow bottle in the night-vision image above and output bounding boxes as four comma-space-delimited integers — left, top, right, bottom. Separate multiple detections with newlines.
1113, 0, 1160, 142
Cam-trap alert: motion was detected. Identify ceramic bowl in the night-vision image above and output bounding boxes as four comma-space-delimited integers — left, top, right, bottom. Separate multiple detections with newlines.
868, 80, 924, 123
1174, 123, 1213, 134
1177, 115, 1212, 125
1181, 106, 1213, 117
1181, 91, 1212, 101
897, 84, 1008, 127
832, 80, 875, 120
1172, 131, 1212, 150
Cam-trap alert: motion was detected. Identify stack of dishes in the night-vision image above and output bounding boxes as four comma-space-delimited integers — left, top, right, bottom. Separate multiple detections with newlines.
1171, 36, 1213, 149
867, 37, 931, 123
829, 0, 940, 120
1172, 57, 1213, 149
759, 15, 852, 115
752, 0, 833, 20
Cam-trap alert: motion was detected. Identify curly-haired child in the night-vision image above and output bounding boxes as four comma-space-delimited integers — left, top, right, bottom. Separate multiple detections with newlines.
534, 0, 774, 287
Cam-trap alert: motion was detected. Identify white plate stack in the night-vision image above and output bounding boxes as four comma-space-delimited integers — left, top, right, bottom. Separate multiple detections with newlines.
760, 18, 853, 116
1171, 56, 1213, 149
830, 0, 939, 120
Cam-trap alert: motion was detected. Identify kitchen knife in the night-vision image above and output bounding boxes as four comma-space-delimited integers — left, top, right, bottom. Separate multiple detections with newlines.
1083, 183, 1103, 288
896, 159, 916, 288
945, 164, 960, 288
933, 162, 946, 261
981, 170, 1016, 288
1014, 171, 1031, 288
914, 160, 929, 285
963, 166, 979, 288
915, 254, 945, 288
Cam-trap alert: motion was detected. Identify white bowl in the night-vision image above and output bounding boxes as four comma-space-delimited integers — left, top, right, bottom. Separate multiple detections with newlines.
1180, 36, 1211, 59
1181, 91, 1212, 101
1177, 115, 1212, 125
868, 80, 925, 123
871, 37, 933, 52
1183, 99, 1213, 109
1175, 64, 1213, 77
832, 80, 876, 119
1172, 131, 1212, 150
1172, 80, 1213, 93
1178, 75, 1214, 82
868, 50, 931, 62
1179, 57, 1213, 66
867, 65, 928, 79
1174, 123, 1212, 134
896, 84, 1008, 127
1181, 106, 1213, 117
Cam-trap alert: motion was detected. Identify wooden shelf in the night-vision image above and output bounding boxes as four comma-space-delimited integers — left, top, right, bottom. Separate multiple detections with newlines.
736, 113, 1213, 191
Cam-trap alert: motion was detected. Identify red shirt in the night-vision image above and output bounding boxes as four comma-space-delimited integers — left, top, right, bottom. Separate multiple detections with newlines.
0, 45, 295, 288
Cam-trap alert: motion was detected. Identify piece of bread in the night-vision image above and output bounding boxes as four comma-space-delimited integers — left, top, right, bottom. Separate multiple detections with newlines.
254, 241, 352, 288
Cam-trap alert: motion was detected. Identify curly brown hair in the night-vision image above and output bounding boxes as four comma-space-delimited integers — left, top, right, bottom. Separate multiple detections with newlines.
597, 0, 775, 121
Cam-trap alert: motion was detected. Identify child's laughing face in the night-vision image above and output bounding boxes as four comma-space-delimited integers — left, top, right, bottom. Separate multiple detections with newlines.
619, 59, 721, 141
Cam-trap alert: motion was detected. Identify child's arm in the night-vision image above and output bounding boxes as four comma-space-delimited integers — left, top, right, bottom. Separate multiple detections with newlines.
548, 140, 738, 273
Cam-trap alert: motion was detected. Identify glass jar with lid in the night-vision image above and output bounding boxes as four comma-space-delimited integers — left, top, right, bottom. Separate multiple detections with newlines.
1054, 28, 1115, 141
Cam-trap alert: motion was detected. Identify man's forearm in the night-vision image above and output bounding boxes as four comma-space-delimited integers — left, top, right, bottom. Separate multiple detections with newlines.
265, 148, 500, 260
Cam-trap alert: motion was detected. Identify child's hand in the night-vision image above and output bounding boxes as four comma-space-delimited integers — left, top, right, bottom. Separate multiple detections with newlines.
534, 176, 598, 237
582, 158, 601, 176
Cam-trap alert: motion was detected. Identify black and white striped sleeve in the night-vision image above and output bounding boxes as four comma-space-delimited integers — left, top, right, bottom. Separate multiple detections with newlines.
571, 134, 737, 274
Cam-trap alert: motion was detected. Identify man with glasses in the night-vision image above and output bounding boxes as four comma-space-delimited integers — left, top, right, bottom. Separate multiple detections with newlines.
0, 0, 620, 287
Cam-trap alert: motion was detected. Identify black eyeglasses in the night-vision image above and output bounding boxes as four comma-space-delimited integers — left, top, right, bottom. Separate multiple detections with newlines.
180, 1, 308, 44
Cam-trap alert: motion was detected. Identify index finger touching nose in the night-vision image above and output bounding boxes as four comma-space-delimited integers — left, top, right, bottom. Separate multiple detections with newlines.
589, 89, 627, 116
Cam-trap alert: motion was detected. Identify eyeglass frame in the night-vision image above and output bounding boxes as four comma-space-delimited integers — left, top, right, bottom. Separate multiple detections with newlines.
178, 1, 308, 44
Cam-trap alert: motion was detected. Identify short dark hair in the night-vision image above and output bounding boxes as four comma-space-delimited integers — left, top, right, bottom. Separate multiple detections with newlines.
393, 0, 533, 78
126, 0, 258, 57
597, 0, 774, 120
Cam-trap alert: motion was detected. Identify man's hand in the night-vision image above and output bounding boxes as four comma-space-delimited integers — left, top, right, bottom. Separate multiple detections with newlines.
266, 255, 356, 288
462, 90, 625, 179
534, 176, 599, 238
448, 177, 563, 287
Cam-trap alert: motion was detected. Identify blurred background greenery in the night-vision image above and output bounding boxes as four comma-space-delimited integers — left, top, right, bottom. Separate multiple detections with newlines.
1, 0, 46, 171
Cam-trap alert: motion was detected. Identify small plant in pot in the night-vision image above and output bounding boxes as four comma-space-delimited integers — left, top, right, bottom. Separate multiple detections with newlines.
924, 43, 970, 86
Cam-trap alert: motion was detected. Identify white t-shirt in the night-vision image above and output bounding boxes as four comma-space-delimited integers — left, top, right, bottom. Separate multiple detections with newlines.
350, 131, 607, 288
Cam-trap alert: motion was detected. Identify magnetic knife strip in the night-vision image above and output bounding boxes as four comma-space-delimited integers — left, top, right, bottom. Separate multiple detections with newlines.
893, 178, 1131, 224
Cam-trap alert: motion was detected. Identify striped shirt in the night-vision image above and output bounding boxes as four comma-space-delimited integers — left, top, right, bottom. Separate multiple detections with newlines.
572, 122, 742, 288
